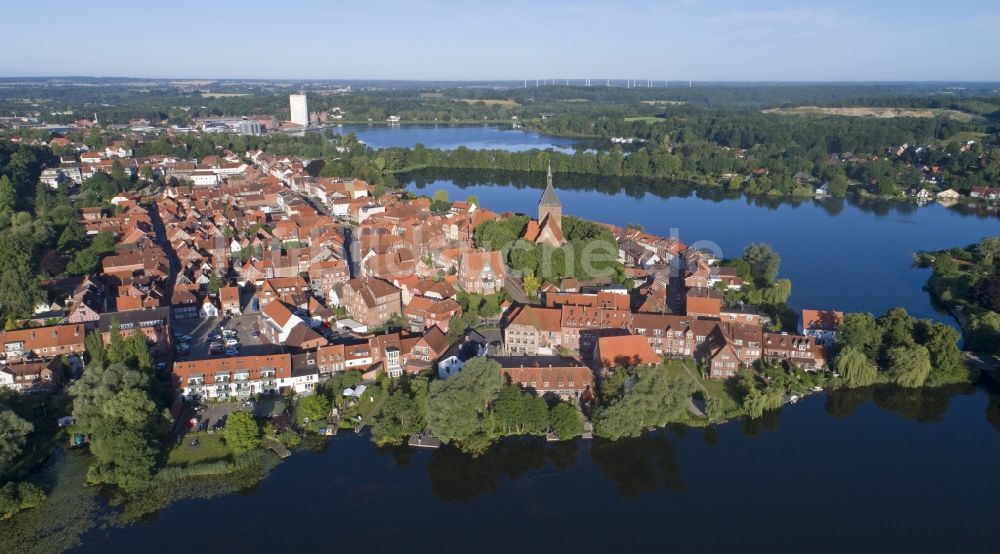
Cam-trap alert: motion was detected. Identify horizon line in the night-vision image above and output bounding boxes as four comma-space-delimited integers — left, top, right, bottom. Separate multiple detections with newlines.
1, 76, 999, 86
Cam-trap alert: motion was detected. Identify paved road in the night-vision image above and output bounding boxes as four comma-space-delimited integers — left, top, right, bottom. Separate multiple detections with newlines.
504, 274, 529, 304
344, 225, 361, 278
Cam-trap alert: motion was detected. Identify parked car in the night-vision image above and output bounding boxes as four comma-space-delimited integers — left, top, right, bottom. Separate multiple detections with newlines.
213, 416, 227, 430
225, 347, 239, 356
225, 338, 240, 347
208, 333, 221, 341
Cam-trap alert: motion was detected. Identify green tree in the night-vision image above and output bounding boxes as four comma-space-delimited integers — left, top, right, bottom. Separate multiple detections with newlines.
106, 322, 128, 365
371, 389, 425, 446
838, 312, 883, 360
594, 367, 696, 439
431, 189, 449, 204
827, 174, 849, 197
522, 274, 541, 298
69, 362, 165, 493
207, 273, 223, 295
224, 411, 261, 453
491, 385, 547, 435
887, 345, 932, 388
0, 409, 33, 468
742, 243, 781, 287
878, 307, 915, 350
834, 345, 878, 388
0, 233, 42, 320
85, 331, 107, 367
57, 219, 86, 252
87, 426, 156, 493
127, 329, 153, 371
0, 481, 46, 520
426, 357, 503, 447
296, 394, 331, 424
916, 321, 967, 384
0, 175, 15, 219
548, 402, 583, 440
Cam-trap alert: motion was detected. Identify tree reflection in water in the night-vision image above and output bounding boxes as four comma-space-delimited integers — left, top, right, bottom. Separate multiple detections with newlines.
427, 438, 549, 502
590, 432, 685, 497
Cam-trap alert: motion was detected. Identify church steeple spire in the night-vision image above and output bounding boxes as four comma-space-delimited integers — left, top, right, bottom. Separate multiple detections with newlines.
539, 164, 561, 209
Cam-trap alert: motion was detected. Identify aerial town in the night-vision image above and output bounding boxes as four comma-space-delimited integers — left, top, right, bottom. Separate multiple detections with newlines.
1, 93, 841, 409
3, 0, 1000, 545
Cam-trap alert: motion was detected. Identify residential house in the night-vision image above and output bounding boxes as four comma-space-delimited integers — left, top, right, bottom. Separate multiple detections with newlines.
495, 355, 594, 400
459, 250, 506, 295
798, 309, 844, 346
763, 332, 826, 370
407, 326, 450, 371
1, 324, 86, 362
173, 353, 291, 400
593, 334, 661, 372
0, 358, 65, 392
340, 277, 402, 327
97, 307, 172, 352
502, 305, 562, 355
220, 286, 242, 315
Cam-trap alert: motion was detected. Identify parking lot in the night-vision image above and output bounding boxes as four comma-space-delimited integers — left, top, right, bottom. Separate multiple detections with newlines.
175, 400, 256, 438
172, 313, 277, 361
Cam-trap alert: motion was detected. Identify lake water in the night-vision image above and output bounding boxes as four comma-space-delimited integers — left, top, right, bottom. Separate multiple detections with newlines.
40, 385, 1000, 553
405, 170, 1000, 323
329, 124, 590, 153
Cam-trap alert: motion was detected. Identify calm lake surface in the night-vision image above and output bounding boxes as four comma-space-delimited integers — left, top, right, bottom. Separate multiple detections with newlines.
68, 386, 1000, 553
330, 124, 590, 153
405, 171, 1000, 324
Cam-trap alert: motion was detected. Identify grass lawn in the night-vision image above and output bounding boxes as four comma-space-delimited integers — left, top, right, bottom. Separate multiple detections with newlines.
357, 385, 389, 422
167, 433, 234, 467
949, 131, 988, 143
458, 98, 520, 107
624, 116, 662, 123
661, 359, 741, 412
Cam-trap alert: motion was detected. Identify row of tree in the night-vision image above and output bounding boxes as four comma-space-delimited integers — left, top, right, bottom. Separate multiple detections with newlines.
833, 308, 969, 388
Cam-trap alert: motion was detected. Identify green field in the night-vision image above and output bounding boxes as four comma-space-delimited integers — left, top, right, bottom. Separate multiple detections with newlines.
661, 359, 741, 412
949, 131, 988, 143
166, 433, 234, 467
624, 116, 662, 123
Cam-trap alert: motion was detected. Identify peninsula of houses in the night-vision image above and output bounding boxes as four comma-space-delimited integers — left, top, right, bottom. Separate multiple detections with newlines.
1, 130, 843, 414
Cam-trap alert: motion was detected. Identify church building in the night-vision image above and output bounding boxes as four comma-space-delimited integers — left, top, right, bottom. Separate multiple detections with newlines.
523, 164, 566, 247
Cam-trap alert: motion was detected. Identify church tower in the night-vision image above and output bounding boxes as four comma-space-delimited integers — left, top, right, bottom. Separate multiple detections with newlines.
538, 163, 562, 227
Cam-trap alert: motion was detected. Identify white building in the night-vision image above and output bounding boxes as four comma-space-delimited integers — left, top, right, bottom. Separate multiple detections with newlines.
191, 170, 219, 187
289, 94, 309, 127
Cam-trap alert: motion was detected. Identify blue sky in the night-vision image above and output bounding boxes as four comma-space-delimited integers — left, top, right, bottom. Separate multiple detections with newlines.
2, 0, 998, 81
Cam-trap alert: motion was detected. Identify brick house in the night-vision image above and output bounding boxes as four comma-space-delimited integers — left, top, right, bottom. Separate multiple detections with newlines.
593, 334, 661, 372
1, 324, 85, 362
403, 295, 463, 333
340, 277, 402, 327
97, 307, 172, 353
458, 250, 506, 295
173, 353, 292, 400
685, 287, 723, 318
219, 286, 242, 316
502, 305, 562, 355
495, 355, 594, 400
